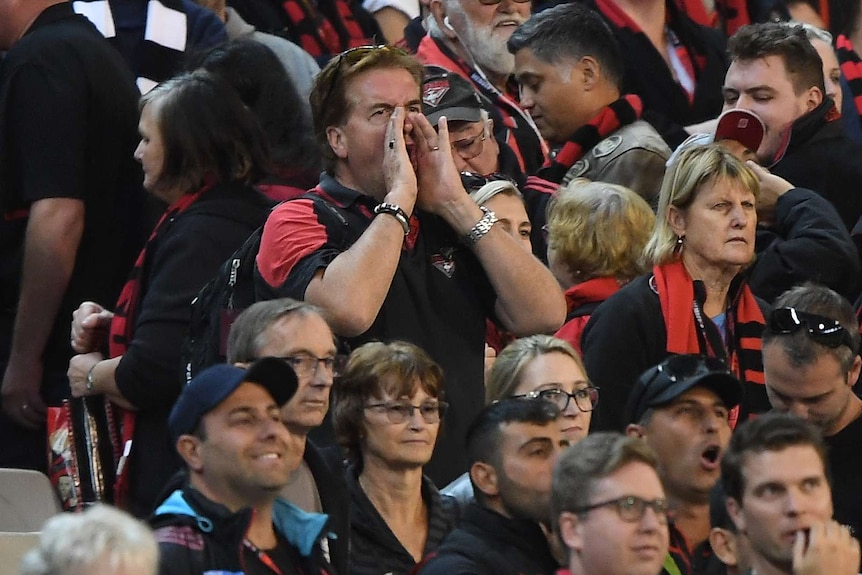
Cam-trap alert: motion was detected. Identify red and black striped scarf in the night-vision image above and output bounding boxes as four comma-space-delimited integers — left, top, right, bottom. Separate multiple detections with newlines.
280, 0, 371, 59
537, 94, 642, 184
674, 0, 750, 36
653, 259, 765, 426
837, 34, 862, 119
106, 188, 204, 506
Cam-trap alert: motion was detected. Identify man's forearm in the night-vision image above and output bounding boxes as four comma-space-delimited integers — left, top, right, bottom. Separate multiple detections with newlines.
9, 198, 84, 364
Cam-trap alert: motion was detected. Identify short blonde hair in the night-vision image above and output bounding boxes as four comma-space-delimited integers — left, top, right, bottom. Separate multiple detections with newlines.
546, 179, 654, 282
485, 335, 586, 403
644, 144, 759, 265
469, 180, 522, 207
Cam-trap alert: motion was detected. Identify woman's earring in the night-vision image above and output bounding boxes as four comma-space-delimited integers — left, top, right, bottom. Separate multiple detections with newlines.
674, 235, 684, 254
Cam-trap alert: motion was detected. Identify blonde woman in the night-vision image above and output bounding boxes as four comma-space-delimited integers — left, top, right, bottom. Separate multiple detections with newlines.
545, 179, 655, 352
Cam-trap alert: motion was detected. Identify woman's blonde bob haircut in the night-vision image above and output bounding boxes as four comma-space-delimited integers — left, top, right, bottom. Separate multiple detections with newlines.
485, 335, 586, 404
546, 178, 654, 283
644, 144, 759, 266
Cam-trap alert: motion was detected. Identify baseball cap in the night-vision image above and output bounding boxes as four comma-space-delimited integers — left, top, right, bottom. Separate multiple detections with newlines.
422, 67, 484, 125
169, 357, 298, 442
624, 354, 742, 424
714, 109, 765, 153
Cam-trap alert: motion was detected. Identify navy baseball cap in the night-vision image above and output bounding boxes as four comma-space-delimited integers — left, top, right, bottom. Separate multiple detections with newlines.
624, 355, 742, 424
169, 357, 298, 442
422, 66, 484, 125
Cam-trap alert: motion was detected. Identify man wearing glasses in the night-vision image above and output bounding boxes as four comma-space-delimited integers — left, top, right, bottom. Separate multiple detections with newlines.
226, 298, 349, 575
762, 284, 862, 538
625, 354, 742, 575
418, 399, 567, 575
552, 432, 669, 575
255, 46, 565, 487
722, 412, 860, 575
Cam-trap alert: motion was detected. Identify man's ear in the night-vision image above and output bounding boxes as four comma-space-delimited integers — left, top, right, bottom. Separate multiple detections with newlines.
803, 85, 823, 113
429, 0, 456, 40
558, 511, 585, 553
847, 355, 861, 388
626, 423, 646, 439
470, 461, 499, 497
326, 125, 349, 160
709, 527, 739, 568
726, 496, 746, 534
578, 56, 601, 90
176, 435, 204, 473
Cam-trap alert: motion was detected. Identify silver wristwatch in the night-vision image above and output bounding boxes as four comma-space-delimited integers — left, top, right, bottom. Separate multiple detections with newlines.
461, 206, 498, 246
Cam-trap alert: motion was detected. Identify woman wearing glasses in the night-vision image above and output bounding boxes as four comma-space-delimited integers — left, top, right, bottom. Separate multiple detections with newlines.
582, 144, 769, 432
443, 334, 596, 503
332, 341, 456, 575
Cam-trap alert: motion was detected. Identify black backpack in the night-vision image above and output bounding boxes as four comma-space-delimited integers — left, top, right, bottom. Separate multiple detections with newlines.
180, 225, 264, 385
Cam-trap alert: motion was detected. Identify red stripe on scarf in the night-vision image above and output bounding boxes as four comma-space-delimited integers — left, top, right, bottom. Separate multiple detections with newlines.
107, 187, 205, 507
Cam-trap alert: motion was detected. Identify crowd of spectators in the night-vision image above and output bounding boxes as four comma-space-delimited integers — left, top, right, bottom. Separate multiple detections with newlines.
4, 0, 862, 574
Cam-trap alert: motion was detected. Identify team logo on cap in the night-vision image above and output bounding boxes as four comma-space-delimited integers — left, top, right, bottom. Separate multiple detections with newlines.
737, 119, 749, 128
423, 80, 450, 108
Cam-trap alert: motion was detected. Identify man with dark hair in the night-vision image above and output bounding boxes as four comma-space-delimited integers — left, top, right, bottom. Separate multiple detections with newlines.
724, 22, 862, 231
255, 46, 565, 486
151, 358, 335, 574
417, 398, 566, 575
552, 432, 669, 575
625, 354, 742, 575
695, 481, 752, 575
762, 284, 862, 538
721, 412, 860, 575
507, 2, 669, 205
0, 0, 145, 472
226, 298, 348, 575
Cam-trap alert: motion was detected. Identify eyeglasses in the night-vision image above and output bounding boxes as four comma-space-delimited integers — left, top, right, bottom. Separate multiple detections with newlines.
460, 171, 517, 192
322, 45, 409, 106
364, 400, 449, 424
451, 123, 488, 160
512, 387, 599, 412
572, 496, 670, 524
768, 307, 856, 351
271, 353, 346, 379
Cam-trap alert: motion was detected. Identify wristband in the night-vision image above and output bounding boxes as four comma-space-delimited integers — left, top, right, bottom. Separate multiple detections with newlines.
374, 203, 410, 235
461, 206, 498, 246
86, 364, 97, 393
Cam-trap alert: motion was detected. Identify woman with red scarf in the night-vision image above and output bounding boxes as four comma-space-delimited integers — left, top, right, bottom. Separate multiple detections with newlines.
581, 144, 769, 432
65, 70, 273, 516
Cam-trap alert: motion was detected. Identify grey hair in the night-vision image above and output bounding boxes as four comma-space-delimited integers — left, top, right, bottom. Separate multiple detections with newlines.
20, 505, 158, 575
469, 180, 522, 207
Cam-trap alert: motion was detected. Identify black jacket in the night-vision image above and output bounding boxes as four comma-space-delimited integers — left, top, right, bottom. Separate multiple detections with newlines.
752, 187, 860, 303
580, 0, 728, 148
305, 441, 349, 575
771, 101, 862, 232
150, 485, 334, 575
347, 465, 457, 575
118, 182, 273, 517
582, 272, 771, 431
417, 503, 559, 575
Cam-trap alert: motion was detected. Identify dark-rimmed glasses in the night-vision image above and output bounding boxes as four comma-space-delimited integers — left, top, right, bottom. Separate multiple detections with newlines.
512, 387, 599, 412
768, 307, 856, 351
572, 496, 670, 524
364, 401, 449, 424
322, 45, 409, 106
269, 353, 347, 379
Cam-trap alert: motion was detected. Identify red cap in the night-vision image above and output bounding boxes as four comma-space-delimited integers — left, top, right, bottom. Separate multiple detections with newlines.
714, 109, 765, 152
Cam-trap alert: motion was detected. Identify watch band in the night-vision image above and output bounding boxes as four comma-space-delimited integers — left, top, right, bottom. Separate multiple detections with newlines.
461, 206, 498, 246
86, 364, 97, 393
374, 203, 410, 235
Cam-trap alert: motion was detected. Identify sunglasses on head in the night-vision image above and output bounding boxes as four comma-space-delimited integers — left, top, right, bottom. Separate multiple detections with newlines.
460, 171, 517, 192
652, 354, 731, 384
322, 45, 409, 105
768, 307, 856, 350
